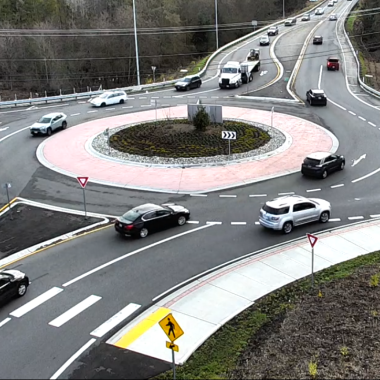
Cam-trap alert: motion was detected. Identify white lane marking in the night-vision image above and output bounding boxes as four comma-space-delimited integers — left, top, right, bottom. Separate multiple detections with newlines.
70, 113, 80, 116
0, 127, 9, 132
249, 194, 267, 197
90, 303, 141, 338
122, 106, 133, 109
219, 194, 237, 198
206, 221, 222, 225
278, 192, 295, 195
186, 221, 200, 224
174, 87, 219, 98
27, 106, 37, 110
370, 214, 380, 218
63, 224, 215, 287
348, 111, 356, 116
105, 108, 115, 111
328, 218, 341, 222
351, 153, 366, 167
49, 295, 102, 327
318, 64, 323, 89
352, 168, 380, 183
327, 97, 347, 111
0, 126, 30, 143
368, 121, 376, 127
87, 110, 98, 113
199, 96, 208, 99
189, 194, 207, 197
348, 216, 364, 220
50, 338, 96, 380
128, 97, 135, 100
231, 222, 247, 225
0, 317, 11, 328
10, 287, 63, 318
255, 221, 260, 225
211, 96, 219, 99
306, 188, 321, 192
331, 184, 344, 188
77, 101, 87, 104
139, 97, 147, 99
140, 104, 152, 107
355, 198, 361, 201
163, 96, 171, 98
151, 97, 159, 99
0, 103, 66, 115
358, 116, 366, 121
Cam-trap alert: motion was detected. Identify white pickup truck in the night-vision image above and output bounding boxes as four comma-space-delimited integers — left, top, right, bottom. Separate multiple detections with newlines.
219, 61, 242, 89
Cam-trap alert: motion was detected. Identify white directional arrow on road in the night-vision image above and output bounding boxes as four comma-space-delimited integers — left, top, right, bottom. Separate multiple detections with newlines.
260, 71, 268, 76
0, 127, 9, 132
352, 154, 366, 167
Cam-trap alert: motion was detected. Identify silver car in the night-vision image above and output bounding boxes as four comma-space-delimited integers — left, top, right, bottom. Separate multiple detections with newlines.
259, 195, 331, 234
30, 112, 68, 136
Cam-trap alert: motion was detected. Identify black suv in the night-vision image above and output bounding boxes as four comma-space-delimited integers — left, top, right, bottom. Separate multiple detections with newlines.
174, 75, 202, 91
313, 36, 323, 44
306, 89, 327, 106
301, 152, 345, 179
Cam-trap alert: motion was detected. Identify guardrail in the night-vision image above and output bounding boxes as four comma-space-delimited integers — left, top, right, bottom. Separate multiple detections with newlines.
342, 2, 380, 99
0, 0, 328, 109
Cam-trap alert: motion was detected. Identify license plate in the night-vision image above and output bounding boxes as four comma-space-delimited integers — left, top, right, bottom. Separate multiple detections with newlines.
318, 97, 321, 99
119, 223, 122, 227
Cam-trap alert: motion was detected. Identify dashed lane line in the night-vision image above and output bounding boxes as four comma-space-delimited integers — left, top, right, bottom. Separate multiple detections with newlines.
206, 221, 222, 225
249, 194, 267, 197
278, 192, 295, 195
331, 184, 344, 188
231, 222, 247, 225
370, 214, 380, 218
348, 216, 364, 220
140, 104, 152, 107
255, 221, 260, 225
128, 97, 135, 100
70, 113, 81, 116
0, 318, 11, 328
105, 108, 115, 111
306, 188, 321, 192
139, 97, 147, 99
358, 116, 366, 121
151, 97, 159, 99
122, 106, 133, 109
219, 195, 237, 198
186, 221, 200, 224
328, 218, 341, 222
368, 121, 376, 127
348, 111, 356, 116
87, 110, 97, 113
190, 194, 207, 197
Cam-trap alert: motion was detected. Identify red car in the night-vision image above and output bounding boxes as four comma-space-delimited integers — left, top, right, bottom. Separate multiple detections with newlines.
327, 57, 340, 71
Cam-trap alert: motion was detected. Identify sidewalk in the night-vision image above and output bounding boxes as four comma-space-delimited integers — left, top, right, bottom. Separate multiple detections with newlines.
37, 106, 338, 193
106, 218, 380, 365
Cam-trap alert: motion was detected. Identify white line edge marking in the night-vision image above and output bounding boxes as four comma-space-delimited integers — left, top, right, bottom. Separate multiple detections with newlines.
186, 221, 200, 224
189, 194, 207, 197
105, 108, 115, 111
219, 195, 237, 198
62, 224, 214, 287
49, 295, 102, 327
306, 188, 321, 192
249, 194, 267, 197
0, 126, 30, 143
352, 168, 380, 183
278, 192, 295, 195
328, 218, 341, 222
358, 116, 366, 121
370, 215, 380, 218
348, 111, 356, 116
331, 184, 344, 188
355, 198, 361, 201
368, 121, 376, 127
87, 110, 97, 113
122, 106, 133, 109
70, 113, 80, 116
327, 97, 347, 111
206, 221, 222, 225
318, 64, 323, 89
254, 221, 260, 225
50, 338, 96, 380
0, 317, 11, 328
10, 287, 63, 318
231, 222, 247, 225
348, 216, 364, 220
90, 303, 141, 338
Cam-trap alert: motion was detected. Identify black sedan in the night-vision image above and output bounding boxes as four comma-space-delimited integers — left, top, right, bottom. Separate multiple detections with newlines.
313, 36, 323, 44
306, 89, 327, 106
174, 75, 202, 91
115, 203, 190, 238
0, 269, 30, 304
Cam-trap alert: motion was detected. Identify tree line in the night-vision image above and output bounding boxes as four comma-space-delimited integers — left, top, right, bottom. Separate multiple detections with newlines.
0, 0, 310, 97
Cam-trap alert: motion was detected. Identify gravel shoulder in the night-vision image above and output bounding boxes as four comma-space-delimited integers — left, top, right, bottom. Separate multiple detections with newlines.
0, 203, 106, 259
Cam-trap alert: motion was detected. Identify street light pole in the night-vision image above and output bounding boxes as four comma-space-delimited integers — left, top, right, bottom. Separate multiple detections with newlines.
215, 0, 219, 50
132, 0, 141, 86
283, 0, 285, 19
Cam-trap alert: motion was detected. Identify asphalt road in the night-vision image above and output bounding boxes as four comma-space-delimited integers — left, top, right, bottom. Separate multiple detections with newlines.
1, 0, 380, 377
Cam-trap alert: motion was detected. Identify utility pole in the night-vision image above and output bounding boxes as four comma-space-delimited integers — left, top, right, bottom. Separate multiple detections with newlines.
215, 0, 219, 50
283, 0, 285, 19
132, 0, 141, 86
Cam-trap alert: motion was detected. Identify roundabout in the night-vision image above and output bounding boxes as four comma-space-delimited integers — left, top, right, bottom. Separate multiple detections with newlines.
36, 106, 337, 193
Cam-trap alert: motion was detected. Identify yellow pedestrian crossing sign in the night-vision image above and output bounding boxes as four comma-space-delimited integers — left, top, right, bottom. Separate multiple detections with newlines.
159, 313, 184, 342
166, 341, 179, 352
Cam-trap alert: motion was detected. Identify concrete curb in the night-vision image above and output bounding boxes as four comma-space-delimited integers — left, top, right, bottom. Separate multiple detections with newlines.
0, 198, 114, 268
235, 95, 300, 103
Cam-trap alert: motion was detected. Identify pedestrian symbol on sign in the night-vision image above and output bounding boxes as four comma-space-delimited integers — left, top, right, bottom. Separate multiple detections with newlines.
166, 317, 176, 339
159, 313, 184, 342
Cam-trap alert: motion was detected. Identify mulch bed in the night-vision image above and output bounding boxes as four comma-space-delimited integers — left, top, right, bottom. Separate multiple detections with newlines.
230, 265, 380, 379
109, 119, 270, 158
0, 204, 104, 259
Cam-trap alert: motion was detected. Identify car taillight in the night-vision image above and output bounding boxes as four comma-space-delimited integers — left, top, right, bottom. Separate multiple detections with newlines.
125, 225, 134, 230
271, 216, 280, 221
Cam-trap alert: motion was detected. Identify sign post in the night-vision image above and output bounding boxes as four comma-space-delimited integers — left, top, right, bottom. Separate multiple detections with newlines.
251, 20, 258, 32
77, 177, 89, 220
271, 106, 274, 128
2, 183, 13, 220
222, 131, 237, 158
151, 66, 157, 83
307, 233, 318, 287
159, 313, 184, 380
103, 128, 110, 155
151, 99, 157, 125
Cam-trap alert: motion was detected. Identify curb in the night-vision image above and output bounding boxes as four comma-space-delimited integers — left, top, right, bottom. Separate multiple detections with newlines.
0, 198, 115, 269
0, 197, 18, 213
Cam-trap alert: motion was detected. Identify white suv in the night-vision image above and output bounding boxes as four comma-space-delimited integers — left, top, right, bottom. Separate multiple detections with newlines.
259, 195, 331, 234
89, 90, 128, 107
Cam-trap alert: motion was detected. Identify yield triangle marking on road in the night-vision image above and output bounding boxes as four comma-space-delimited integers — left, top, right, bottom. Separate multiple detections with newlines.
306, 233, 318, 248
77, 176, 89, 188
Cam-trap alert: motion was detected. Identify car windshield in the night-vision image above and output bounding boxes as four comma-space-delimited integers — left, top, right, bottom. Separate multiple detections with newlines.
38, 117, 52, 123
222, 68, 238, 74
328, 58, 339, 62
182, 78, 191, 82
304, 158, 321, 166
98, 93, 109, 99
122, 209, 144, 222
263, 204, 289, 215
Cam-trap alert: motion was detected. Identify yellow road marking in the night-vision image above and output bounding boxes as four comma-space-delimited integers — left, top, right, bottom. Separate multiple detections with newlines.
0, 197, 18, 213
114, 307, 171, 349
0, 224, 112, 269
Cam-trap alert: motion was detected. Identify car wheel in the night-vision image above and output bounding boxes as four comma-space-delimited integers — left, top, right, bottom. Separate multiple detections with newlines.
17, 282, 28, 297
177, 216, 187, 226
319, 211, 330, 223
321, 170, 328, 179
139, 228, 149, 238
47, 127, 52, 136
340, 161, 345, 170
185, 86, 189, 91
62, 121, 67, 130
120, 99, 125, 104
282, 222, 293, 234
101, 102, 106, 107
198, 83, 201, 88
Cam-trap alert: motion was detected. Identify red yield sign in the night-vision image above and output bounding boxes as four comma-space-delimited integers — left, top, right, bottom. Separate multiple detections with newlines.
77, 176, 89, 188
306, 233, 318, 248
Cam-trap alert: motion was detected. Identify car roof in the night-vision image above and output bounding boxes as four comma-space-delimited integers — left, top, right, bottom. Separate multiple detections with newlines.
311, 89, 325, 94
266, 195, 311, 208
306, 151, 331, 160
314, 35, 322, 38
328, 56, 339, 60
42, 112, 63, 118
131, 203, 163, 213
269, 26, 277, 29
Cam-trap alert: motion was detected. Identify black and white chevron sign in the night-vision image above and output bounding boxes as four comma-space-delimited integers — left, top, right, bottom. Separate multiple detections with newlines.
222, 131, 237, 140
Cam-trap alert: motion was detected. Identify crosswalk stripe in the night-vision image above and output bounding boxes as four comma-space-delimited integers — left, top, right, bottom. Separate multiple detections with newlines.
49, 295, 101, 328
90, 303, 141, 338
10, 287, 63, 318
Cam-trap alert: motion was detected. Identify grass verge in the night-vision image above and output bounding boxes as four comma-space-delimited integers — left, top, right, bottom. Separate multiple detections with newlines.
153, 249, 380, 380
